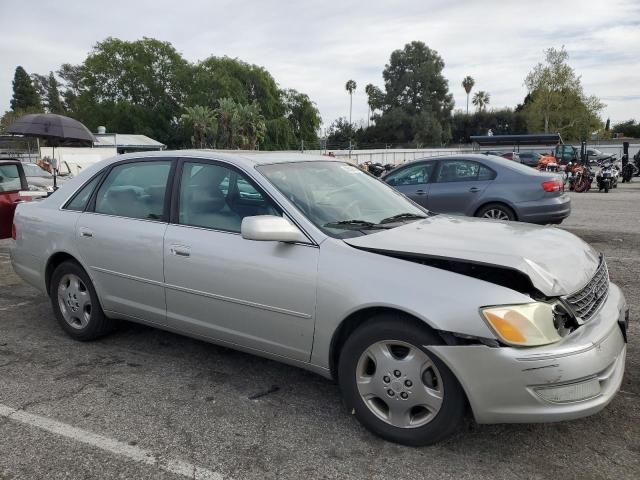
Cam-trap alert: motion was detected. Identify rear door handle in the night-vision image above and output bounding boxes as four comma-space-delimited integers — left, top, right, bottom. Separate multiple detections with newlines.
415, 189, 426, 195
469, 187, 481, 193
170, 245, 191, 257
79, 228, 93, 238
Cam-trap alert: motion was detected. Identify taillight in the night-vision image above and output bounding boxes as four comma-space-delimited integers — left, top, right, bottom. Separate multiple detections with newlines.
11, 223, 16, 240
542, 179, 563, 192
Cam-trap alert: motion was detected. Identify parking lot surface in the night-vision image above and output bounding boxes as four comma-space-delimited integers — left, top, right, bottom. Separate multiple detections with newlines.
1, 184, 639, 480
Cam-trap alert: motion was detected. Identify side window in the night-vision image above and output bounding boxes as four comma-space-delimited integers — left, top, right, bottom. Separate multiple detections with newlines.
385, 163, 434, 186
478, 165, 497, 181
0, 164, 22, 193
65, 174, 103, 211
178, 162, 279, 233
94, 161, 171, 220
436, 160, 480, 183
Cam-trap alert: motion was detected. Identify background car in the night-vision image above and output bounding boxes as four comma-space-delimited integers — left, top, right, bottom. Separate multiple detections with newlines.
21, 162, 55, 191
0, 159, 28, 239
507, 151, 541, 167
586, 147, 616, 165
382, 154, 570, 224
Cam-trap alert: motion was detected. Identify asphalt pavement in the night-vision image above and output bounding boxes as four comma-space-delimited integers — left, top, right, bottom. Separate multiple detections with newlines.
0, 183, 639, 480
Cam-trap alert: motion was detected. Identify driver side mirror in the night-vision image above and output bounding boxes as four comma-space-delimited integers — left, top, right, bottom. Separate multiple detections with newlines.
241, 215, 308, 243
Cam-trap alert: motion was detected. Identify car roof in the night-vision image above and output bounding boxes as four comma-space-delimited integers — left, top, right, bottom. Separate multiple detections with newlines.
99, 150, 337, 170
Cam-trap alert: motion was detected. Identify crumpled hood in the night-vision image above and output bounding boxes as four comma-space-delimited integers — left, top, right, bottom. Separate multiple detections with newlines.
344, 215, 600, 297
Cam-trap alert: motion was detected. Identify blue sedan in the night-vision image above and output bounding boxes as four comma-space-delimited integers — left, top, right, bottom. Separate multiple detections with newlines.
382, 154, 571, 224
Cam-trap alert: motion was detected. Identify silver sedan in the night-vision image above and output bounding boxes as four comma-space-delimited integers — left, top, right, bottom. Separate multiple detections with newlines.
11, 151, 628, 445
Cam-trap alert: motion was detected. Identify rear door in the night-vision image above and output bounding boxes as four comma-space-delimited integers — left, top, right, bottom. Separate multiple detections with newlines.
383, 162, 435, 207
0, 162, 27, 239
76, 158, 174, 324
427, 159, 495, 215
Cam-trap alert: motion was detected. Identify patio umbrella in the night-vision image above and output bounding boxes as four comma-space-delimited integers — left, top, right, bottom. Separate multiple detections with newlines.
6, 113, 96, 188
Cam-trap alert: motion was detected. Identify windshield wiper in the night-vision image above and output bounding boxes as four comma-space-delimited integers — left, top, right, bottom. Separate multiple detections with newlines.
378, 212, 428, 224
324, 219, 387, 230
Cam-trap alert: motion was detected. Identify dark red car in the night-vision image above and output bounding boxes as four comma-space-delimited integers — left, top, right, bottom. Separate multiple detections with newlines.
0, 159, 29, 239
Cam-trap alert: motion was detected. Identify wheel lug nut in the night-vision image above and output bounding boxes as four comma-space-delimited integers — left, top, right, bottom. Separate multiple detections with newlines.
387, 389, 395, 396
394, 370, 401, 377
383, 376, 390, 383
400, 392, 408, 399
405, 380, 412, 387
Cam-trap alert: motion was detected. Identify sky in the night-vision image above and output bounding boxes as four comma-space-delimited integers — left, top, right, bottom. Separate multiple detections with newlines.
1, 0, 639, 132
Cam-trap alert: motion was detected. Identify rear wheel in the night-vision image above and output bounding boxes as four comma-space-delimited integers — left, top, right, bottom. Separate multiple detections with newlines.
338, 315, 466, 446
475, 203, 516, 221
50, 261, 115, 340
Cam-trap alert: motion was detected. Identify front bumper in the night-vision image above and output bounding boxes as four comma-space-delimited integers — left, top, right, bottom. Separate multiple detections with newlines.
429, 283, 627, 424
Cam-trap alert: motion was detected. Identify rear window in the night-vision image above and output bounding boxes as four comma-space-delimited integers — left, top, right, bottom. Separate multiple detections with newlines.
64, 174, 103, 211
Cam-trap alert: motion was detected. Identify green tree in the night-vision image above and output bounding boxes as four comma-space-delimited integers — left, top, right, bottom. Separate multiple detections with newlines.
461, 76, 475, 114
10, 66, 42, 111
73, 37, 191, 147
46, 72, 65, 114
57, 63, 83, 113
327, 117, 357, 148
472, 91, 490, 112
181, 105, 217, 148
612, 119, 640, 138
523, 46, 604, 139
370, 41, 453, 146
282, 89, 321, 146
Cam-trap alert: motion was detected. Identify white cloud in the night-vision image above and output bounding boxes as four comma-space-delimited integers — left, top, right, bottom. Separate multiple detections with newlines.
0, 0, 638, 129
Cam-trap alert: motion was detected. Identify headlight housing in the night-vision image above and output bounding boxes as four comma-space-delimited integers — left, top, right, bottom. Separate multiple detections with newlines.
481, 303, 562, 347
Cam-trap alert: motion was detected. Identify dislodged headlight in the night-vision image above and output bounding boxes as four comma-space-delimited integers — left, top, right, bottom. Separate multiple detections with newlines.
481, 303, 562, 347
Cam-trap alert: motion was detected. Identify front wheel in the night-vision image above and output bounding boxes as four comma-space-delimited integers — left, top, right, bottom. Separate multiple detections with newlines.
338, 315, 466, 446
50, 261, 116, 341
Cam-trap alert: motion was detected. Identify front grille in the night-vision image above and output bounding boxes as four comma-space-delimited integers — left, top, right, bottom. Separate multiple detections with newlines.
565, 256, 609, 321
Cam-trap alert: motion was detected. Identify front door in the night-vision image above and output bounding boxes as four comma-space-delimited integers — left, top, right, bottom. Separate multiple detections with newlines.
427, 159, 493, 215
384, 162, 435, 207
163, 159, 319, 361
0, 162, 27, 239
76, 159, 174, 324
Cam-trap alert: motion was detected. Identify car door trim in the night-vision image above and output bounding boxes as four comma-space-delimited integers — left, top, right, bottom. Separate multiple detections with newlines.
92, 264, 312, 319
164, 281, 312, 319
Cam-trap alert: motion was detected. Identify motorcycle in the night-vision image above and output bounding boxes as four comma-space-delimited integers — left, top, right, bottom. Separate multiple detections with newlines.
573, 163, 595, 193
596, 158, 615, 193
622, 151, 640, 182
363, 161, 395, 177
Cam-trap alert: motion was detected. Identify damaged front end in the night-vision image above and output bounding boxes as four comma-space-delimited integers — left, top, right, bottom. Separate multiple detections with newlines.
352, 246, 605, 347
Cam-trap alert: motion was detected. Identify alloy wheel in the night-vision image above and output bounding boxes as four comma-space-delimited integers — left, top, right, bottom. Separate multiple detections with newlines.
482, 208, 511, 220
355, 340, 444, 429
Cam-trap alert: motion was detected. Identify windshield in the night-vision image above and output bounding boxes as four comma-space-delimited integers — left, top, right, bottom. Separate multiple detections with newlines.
258, 161, 427, 238
23, 163, 52, 178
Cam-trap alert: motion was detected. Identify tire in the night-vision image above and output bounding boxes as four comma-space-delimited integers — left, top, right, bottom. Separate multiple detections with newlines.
49, 261, 115, 341
475, 203, 516, 222
338, 314, 466, 446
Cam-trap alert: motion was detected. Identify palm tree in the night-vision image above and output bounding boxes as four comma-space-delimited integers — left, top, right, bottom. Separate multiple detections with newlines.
235, 102, 266, 150
472, 91, 490, 112
181, 105, 217, 149
461, 76, 475, 114
365, 83, 375, 127
345, 80, 357, 126
215, 98, 240, 148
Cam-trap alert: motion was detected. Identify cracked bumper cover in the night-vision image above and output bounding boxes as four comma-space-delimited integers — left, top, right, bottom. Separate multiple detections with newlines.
428, 283, 628, 424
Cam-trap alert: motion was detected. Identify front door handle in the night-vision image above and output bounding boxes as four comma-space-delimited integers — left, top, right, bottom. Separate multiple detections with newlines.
415, 189, 426, 195
170, 245, 191, 257
79, 228, 93, 238
469, 187, 481, 193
